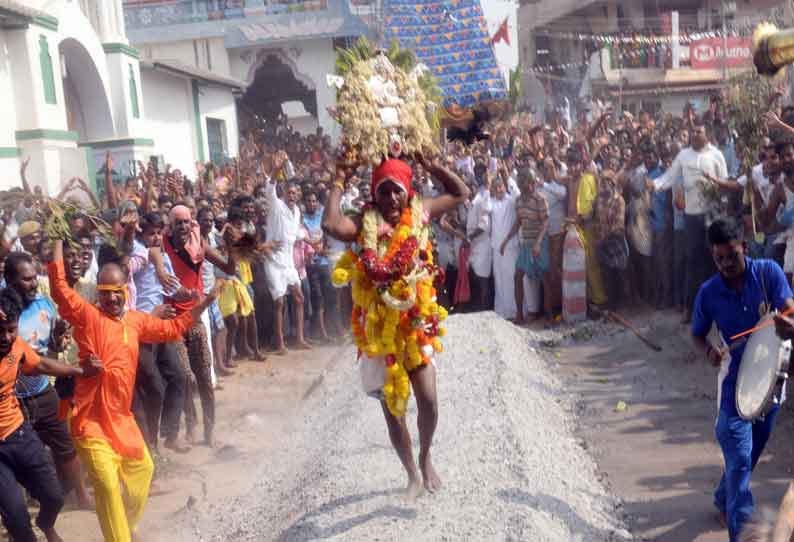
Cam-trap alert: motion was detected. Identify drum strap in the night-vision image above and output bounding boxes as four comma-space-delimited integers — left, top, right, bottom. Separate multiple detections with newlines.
760, 266, 770, 317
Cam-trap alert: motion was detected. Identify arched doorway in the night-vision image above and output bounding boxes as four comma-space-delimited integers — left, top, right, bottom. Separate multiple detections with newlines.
241, 52, 318, 127
59, 37, 115, 141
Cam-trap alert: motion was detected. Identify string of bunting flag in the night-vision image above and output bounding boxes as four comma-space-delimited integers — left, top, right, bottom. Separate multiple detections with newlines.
524, 61, 591, 74
533, 26, 753, 45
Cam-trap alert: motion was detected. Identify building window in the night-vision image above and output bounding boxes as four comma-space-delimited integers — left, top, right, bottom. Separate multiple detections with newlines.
129, 65, 140, 119
39, 35, 57, 105
206, 117, 227, 165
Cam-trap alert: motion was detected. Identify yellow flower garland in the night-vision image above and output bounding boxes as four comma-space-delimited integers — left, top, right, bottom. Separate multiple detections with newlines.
332, 196, 447, 417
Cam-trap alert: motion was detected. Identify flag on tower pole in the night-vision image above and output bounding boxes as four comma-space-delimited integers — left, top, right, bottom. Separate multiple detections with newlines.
491, 17, 510, 46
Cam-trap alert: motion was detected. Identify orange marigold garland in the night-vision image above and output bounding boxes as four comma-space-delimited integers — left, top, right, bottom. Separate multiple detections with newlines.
332, 196, 448, 417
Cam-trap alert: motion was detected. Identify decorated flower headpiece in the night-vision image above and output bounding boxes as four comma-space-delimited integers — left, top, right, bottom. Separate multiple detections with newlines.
372, 159, 413, 197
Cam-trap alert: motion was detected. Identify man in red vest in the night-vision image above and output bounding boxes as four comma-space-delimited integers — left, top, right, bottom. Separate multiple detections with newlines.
162, 205, 238, 447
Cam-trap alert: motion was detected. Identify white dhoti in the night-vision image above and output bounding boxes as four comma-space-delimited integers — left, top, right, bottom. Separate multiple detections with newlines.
200, 307, 217, 387
469, 236, 492, 278
523, 276, 542, 315
493, 243, 518, 319
490, 188, 521, 320
264, 180, 302, 299
467, 190, 492, 279
264, 258, 301, 299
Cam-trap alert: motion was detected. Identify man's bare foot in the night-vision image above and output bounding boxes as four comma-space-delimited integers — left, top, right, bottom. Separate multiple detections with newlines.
185, 428, 196, 445
294, 341, 312, 350
217, 365, 234, 377
420, 454, 442, 493
405, 477, 424, 502
42, 527, 63, 542
274, 347, 288, 356
252, 350, 267, 361
164, 437, 192, 454
204, 434, 217, 448
236, 348, 254, 360
514, 316, 525, 326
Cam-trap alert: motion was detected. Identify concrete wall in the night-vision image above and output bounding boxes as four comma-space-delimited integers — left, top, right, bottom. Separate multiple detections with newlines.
197, 84, 240, 163
0, 33, 21, 189
52, 0, 117, 138
139, 37, 231, 77
140, 68, 196, 176
5, 25, 66, 132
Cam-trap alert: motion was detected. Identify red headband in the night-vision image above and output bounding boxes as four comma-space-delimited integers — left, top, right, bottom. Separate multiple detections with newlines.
371, 159, 413, 198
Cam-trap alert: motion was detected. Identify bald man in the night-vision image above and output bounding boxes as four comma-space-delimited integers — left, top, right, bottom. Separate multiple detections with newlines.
48, 240, 220, 542
164, 205, 238, 447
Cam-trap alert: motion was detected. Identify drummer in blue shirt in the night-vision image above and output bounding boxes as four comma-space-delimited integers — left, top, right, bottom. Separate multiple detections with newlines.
692, 217, 794, 541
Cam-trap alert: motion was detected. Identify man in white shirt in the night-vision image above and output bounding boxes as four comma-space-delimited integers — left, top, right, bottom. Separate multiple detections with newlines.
652, 123, 728, 322
264, 177, 310, 354
539, 157, 567, 316
466, 168, 492, 311
490, 173, 522, 319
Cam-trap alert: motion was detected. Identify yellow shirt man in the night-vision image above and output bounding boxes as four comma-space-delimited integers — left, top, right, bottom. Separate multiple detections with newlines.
576, 171, 607, 306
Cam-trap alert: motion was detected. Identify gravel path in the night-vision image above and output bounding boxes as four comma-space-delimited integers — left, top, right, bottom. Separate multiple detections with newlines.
198, 312, 631, 542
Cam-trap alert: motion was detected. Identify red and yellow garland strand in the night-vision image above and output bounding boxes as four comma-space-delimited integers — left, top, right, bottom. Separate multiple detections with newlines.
332, 196, 447, 417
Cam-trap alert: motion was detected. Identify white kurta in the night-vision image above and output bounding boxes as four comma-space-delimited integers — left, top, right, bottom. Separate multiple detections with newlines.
264, 181, 302, 299
490, 181, 521, 319
467, 189, 492, 278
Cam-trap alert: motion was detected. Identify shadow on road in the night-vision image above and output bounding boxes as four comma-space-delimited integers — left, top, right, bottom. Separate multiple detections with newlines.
497, 488, 609, 539
278, 488, 415, 541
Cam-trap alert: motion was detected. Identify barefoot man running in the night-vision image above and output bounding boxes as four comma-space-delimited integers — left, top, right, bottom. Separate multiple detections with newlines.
323, 153, 469, 500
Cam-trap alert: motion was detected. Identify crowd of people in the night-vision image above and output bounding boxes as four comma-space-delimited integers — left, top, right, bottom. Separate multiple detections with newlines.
1, 87, 794, 540
415, 97, 764, 325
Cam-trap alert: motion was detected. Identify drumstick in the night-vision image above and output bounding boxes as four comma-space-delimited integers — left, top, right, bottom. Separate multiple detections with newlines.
729, 307, 794, 340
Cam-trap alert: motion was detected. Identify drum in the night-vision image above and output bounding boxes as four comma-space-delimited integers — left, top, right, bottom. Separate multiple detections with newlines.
736, 313, 791, 420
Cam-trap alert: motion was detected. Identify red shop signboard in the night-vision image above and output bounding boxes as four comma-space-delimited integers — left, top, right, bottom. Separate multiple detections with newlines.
690, 37, 753, 69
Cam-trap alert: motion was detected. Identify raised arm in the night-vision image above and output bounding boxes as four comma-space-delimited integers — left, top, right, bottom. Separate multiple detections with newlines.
322, 167, 361, 242
419, 154, 471, 220
48, 240, 92, 328
104, 152, 118, 209
20, 157, 31, 194
140, 162, 154, 214
75, 178, 101, 210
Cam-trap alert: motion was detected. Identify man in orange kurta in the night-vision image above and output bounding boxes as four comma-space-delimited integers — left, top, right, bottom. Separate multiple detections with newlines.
48, 240, 219, 542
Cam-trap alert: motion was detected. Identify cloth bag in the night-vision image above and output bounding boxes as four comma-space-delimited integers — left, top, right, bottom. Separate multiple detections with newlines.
596, 234, 629, 270
359, 355, 386, 399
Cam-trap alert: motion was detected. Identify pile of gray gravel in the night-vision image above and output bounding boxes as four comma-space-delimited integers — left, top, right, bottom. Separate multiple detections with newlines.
185, 312, 631, 541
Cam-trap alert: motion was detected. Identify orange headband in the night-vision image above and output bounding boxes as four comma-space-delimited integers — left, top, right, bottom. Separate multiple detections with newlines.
96, 284, 128, 298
